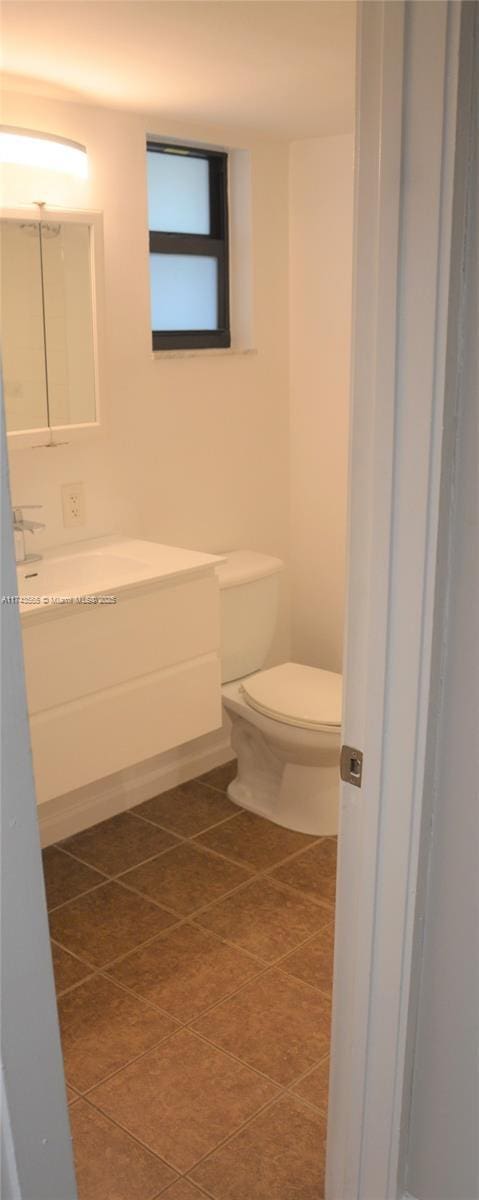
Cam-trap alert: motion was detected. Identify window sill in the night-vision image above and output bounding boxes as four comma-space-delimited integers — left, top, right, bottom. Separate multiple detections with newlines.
152, 347, 258, 360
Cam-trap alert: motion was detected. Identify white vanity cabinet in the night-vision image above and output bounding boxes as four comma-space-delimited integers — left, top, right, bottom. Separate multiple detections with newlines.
19, 540, 223, 804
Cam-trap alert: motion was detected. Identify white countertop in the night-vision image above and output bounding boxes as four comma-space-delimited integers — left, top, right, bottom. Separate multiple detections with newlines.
16, 536, 224, 622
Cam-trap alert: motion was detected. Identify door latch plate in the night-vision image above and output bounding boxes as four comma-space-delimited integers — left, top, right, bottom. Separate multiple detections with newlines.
340, 745, 363, 788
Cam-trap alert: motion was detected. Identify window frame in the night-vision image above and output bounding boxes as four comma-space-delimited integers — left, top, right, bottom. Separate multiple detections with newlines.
147, 141, 231, 351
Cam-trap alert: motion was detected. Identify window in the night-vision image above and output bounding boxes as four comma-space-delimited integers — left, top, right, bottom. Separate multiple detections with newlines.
147, 141, 230, 350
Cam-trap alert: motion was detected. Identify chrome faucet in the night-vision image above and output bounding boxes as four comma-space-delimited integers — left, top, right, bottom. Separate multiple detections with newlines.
13, 506, 46, 565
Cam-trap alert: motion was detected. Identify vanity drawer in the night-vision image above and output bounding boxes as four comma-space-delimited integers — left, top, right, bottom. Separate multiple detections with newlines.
30, 652, 221, 803
23, 574, 220, 714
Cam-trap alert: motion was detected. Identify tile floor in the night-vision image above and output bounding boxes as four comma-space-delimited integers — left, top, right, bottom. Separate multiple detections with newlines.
44, 761, 337, 1200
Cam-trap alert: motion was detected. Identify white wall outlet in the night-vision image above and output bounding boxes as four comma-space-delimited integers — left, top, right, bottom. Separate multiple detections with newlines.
61, 482, 85, 528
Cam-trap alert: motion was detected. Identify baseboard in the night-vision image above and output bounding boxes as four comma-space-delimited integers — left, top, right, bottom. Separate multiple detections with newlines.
37, 725, 233, 846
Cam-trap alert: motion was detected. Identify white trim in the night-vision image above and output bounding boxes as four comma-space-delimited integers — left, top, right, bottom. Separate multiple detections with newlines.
38, 728, 233, 846
327, 3, 465, 1198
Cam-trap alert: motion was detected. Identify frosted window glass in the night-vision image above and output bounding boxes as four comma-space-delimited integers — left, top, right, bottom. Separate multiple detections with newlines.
147, 151, 210, 234
150, 255, 218, 331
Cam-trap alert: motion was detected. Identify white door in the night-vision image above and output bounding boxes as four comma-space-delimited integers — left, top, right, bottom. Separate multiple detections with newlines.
327, 2, 473, 1198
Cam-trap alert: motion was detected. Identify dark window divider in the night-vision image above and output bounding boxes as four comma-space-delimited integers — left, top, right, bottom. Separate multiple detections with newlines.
149, 233, 224, 257
153, 329, 230, 351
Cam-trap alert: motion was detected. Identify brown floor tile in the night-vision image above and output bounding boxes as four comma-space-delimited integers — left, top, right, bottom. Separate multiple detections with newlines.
270, 837, 337, 907
49, 881, 177, 968
280, 923, 335, 993
108, 922, 261, 1022
122, 842, 251, 916
90, 1029, 278, 1173
59, 974, 178, 1092
193, 968, 331, 1086
291, 1056, 330, 1113
162, 1183, 206, 1199
61, 812, 179, 876
133, 780, 238, 837
196, 760, 238, 793
195, 877, 329, 964
51, 941, 91, 993
70, 1099, 176, 1200
195, 809, 316, 870
66, 1085, 78, 1104
43, 846, 105, 910
190, 1093, 326, 1199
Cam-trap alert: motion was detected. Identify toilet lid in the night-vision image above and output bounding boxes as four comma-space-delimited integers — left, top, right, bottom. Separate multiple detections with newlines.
241, 663, 342, 731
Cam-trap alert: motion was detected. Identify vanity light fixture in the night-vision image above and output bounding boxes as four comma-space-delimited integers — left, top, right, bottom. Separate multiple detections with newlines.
0, 127, 88, 179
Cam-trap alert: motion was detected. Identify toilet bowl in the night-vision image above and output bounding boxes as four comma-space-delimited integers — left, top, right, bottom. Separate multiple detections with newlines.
222, 663, 341, 836
217, 552, 342, 836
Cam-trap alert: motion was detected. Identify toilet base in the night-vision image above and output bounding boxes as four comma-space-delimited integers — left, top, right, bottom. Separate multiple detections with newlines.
226, 708, 339, 836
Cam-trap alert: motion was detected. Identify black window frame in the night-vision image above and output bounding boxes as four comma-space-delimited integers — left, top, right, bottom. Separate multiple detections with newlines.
147, 141, 230, 351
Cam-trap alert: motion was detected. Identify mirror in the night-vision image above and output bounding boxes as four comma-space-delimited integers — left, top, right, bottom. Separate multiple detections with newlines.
1, 219, 47, 431
1, 215, 100, 441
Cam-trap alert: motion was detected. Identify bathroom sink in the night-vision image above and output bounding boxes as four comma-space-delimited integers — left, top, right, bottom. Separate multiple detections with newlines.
18, 535, 224, 803
17, 536, 223, 619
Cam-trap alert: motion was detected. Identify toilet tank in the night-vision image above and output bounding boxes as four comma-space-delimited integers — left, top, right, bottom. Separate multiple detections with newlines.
216, 550, 284, 683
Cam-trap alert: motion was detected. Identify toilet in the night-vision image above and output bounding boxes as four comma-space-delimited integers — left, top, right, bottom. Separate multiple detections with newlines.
217, 551, 342, 836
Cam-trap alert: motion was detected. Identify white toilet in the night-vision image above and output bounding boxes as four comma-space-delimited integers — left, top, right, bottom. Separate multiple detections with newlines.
216, 551, 342, 836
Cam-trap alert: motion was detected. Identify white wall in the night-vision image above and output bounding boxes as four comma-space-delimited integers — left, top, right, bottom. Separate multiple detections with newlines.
289, 134, 354, 672
2, 90, 290, 665
2, 91, 357, 831
406, 24, 479, 1195
0, 88, 292, 828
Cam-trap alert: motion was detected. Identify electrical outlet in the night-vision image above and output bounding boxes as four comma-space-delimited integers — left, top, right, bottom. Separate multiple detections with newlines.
61, 482, 85, 528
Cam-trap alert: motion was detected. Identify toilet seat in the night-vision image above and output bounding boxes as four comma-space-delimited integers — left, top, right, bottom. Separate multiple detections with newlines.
241, 662, 342, 732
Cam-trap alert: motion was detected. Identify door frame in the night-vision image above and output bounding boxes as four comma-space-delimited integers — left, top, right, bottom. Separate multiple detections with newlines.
327, 2, 472, 1198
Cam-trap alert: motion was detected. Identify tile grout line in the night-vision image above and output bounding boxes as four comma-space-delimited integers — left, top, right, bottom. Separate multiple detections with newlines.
54, 888, 273, 996
184, 1086, 327, 1185
78, 1093, 182, 1180
49, 818, 335, 980
54, 792, 245, 873
131, 805, 243, 837
54, 904, 333, 1013
51, 912, 188, 977
65, 960, 331, 1106
173, 1174, 218, 1200
183, 1090, 286, 1178
76, 1077, 325, 1195
53, 876, 333, 996
101, 919, 331, 1028
185, 914, 334, 974
53, 876, 334, 996
80, 1022, 282, 1105
63, 939, 331, 1111
49, 808, 333, 910
181, 1023, 327, 1096
51, 936, 97, 969
85, 1077, 285, 1183
283, 1051, 331, 1117
51, 775, 334, 1196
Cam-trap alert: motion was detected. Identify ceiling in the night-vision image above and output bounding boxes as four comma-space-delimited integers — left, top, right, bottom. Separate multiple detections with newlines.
1, 1, 356, 139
